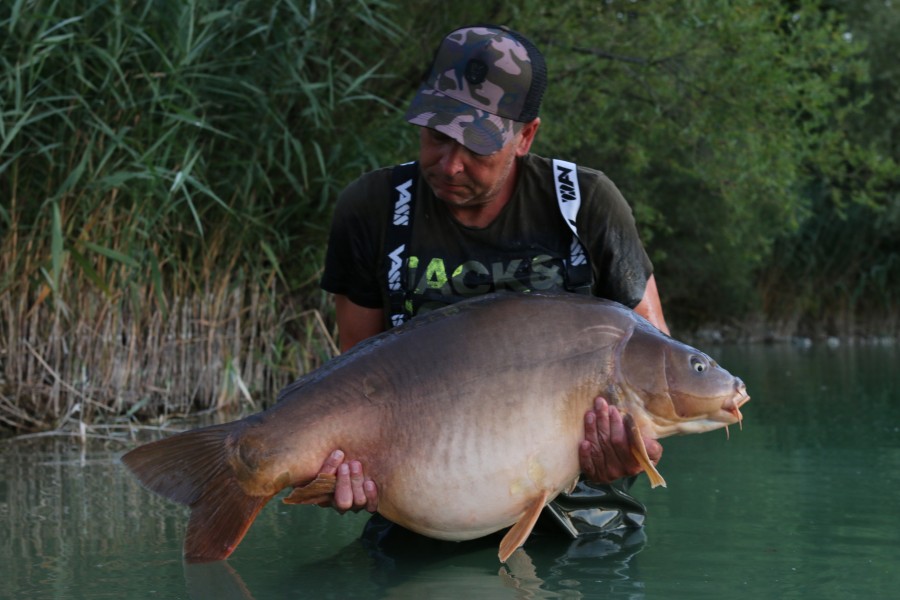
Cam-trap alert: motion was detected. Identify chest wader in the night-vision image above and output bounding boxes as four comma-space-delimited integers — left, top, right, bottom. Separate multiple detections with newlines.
542, 159, 646, 537
364, 161, 646, 551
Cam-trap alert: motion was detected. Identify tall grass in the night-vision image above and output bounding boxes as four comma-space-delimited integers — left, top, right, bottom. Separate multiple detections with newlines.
0, 0, 403, 433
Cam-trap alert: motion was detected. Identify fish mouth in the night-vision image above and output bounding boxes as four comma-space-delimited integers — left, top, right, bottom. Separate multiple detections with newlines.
723, 378, 750, 430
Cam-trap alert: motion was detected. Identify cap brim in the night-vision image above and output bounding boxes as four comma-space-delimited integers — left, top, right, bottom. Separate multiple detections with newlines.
405, 87, 521, 156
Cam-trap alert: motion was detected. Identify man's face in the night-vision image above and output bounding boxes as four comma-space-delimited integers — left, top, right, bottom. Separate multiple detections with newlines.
418, 122, 538, 211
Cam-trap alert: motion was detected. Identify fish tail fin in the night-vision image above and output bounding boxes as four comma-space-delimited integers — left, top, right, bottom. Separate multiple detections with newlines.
183, 475, 271, 563
121, 423, 273, 563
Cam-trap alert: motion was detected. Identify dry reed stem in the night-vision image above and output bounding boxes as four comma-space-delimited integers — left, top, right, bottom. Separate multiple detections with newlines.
1, 267, 337, 434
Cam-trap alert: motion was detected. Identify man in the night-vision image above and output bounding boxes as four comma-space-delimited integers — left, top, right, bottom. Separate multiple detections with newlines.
317, 24, 666, 546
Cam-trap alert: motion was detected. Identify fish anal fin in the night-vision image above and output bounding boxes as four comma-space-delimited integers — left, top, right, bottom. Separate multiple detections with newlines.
282, 473, 337, 505
498, 490, 550, 563
630, 426, 667, 488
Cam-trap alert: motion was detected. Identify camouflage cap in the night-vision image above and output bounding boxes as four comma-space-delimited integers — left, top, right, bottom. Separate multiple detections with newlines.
404, 25, 547, 155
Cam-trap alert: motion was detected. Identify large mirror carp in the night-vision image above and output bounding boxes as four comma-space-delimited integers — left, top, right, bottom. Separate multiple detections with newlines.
123, 292, 749, 563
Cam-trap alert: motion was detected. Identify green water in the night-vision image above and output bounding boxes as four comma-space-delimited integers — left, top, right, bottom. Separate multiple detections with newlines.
2, 343, 898, 599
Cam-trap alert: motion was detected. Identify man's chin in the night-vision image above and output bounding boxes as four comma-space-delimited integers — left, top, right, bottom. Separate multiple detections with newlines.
433, 186, 473, 205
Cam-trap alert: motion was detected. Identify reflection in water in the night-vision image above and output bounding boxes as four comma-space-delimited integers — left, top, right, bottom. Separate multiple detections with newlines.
184, 561, 255, 600
182, 525, 647, 599
2, 344, 898, 599
0, 436, 190, 599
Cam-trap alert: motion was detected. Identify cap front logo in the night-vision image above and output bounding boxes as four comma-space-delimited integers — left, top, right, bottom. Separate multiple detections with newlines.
464, 59, 488, 85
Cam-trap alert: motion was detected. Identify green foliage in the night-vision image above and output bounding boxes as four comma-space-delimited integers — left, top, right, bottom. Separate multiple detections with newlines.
758, 181, 900, 336
1, 0, 898, 431
834, 0, 900, 160
507, 0, 895, 328
0, 0, 403, 285
753, 0, 900, 337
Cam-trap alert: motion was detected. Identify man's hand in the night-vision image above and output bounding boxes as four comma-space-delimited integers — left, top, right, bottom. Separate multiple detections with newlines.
579, 396, 663, 483
316, 449, 378, 514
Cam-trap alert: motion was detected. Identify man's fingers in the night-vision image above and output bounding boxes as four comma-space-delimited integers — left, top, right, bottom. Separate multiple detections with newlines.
645, 437, 664, 464
584, 408, 598, 447
349, 460, 366, 506
611, 406, 635, 465
606, 404, 627, 447
319, 449, 345, 476
581, 395, 666, 482
332, 463, 353, 512
364, 479, 378, 513
593, 397, 610, 442
578, 439, 596, 477
319, 454, 379, 514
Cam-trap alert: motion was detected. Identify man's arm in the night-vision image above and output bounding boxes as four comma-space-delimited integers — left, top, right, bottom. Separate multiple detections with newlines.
334, 294, 385, 353
633, 274, 670, 335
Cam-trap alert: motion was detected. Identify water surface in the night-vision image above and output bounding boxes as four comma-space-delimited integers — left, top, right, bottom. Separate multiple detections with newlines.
1, 343, 897, 599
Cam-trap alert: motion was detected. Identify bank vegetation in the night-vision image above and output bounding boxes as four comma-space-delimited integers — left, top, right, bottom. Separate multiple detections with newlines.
2, 0, 897, 434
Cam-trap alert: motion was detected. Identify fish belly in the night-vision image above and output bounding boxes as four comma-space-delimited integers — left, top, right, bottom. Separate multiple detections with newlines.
372, 394, 585, 541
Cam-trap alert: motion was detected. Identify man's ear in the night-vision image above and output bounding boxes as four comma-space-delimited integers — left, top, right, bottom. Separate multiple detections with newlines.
516, 118, 541, 156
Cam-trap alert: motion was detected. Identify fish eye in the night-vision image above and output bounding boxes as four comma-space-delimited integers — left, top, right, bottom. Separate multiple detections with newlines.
690, 356, 707, 373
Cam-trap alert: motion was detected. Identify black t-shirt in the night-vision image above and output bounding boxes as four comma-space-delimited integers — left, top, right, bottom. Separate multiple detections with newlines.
322, 153, 653, 320
321, 153, 655, 533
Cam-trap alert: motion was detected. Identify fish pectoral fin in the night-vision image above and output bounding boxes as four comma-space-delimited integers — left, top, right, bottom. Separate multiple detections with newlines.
498, 490, 549, 563
282, 473, 337, 505
630, 427, 667, 488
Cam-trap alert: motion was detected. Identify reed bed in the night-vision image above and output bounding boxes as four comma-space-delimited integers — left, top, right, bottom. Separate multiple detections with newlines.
0, 201, 340, 432
0, 0, 403, 434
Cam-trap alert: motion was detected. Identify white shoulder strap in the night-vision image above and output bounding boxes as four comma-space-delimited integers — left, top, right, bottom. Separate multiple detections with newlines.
552, 159, 581, 237
552, 159, 587, 267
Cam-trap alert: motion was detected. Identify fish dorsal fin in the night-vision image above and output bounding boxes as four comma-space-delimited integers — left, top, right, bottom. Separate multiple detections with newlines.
282, 473, 337, 505
630, 426, 667, 488
498, 490, 550, 563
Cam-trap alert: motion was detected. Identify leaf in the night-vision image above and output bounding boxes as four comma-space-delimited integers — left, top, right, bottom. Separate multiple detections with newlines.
81, 241, 140, 269
51, 202, 64, 292
125, 396, 152, 418
260, 240, 288, 288
68, 247, 112, 297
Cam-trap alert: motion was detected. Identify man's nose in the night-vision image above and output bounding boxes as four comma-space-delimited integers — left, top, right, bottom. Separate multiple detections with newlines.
438, 141, 466, 176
